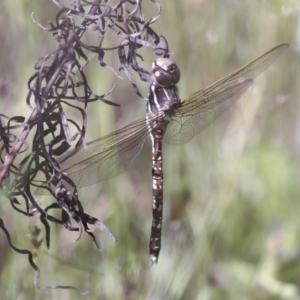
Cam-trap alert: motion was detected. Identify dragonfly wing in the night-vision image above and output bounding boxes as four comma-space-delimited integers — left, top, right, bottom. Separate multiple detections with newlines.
197, 44, 288, 95
165, 78, 253, 145
164, 44, 288, 145
59, 117, 153, 188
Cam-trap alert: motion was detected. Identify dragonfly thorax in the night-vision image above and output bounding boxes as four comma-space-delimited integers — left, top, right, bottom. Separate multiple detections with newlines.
147, 58, 181, 119
146, 83, 181, 118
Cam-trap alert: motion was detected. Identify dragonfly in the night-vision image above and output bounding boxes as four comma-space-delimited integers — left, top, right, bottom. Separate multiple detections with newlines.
53, 44, 288, 263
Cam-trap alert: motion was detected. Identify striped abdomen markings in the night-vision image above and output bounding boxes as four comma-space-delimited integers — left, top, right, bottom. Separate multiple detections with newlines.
149, 126, 165, 263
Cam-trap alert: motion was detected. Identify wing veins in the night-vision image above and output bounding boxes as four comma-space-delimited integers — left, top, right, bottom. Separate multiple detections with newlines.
164, 44, 288, 145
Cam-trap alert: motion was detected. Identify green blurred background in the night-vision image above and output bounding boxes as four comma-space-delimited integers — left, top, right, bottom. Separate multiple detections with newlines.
0, 0, 299, 299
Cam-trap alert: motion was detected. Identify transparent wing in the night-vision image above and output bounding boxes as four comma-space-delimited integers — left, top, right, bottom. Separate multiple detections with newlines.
58, 116, 155, 188
164, 44, 288, 145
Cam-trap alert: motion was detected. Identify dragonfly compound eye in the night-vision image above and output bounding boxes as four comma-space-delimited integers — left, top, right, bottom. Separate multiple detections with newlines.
151, 58, 181, 87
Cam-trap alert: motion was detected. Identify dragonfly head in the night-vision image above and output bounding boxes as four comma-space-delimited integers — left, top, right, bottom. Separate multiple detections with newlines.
151, 58, 180, 87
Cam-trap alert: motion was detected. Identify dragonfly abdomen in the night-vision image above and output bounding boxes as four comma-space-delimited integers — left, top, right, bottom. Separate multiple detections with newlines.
149, 131, 164, 263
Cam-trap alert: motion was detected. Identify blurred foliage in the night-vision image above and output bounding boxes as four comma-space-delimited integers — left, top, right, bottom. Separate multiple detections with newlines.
0, 0, 299, 299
